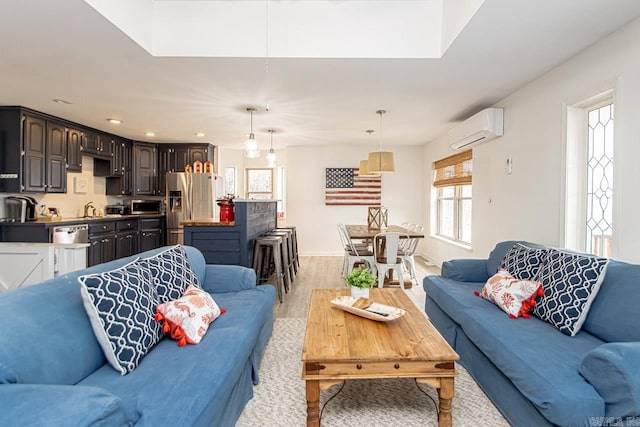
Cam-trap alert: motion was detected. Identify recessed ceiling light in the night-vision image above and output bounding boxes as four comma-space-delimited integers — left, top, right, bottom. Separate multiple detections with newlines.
144, 132, 155, 137
106, 118, 122, 124
195, 132, 205, 137
52, 99, 72, 105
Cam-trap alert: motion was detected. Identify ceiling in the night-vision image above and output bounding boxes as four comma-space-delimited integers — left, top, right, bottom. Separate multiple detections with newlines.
1, 0, 640, 151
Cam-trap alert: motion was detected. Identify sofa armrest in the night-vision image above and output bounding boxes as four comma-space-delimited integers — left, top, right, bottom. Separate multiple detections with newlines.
441, 259, 490, 282
0, 384, 138, 427
201, 264, 257, 293
579, 342, 640, 417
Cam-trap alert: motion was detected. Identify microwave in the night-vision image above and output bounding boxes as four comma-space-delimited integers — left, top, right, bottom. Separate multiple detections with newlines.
130, 199, 162, 215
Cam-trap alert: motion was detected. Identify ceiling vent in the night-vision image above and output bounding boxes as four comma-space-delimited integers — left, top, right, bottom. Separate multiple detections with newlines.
449, 108, 504, 150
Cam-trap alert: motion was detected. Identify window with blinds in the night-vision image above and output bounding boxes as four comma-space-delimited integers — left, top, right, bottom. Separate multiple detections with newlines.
433, 150, 472, 188
433, 150, 472, 244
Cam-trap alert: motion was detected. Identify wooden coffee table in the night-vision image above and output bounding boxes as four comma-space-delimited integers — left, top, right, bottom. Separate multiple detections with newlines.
301, 288, 459, 427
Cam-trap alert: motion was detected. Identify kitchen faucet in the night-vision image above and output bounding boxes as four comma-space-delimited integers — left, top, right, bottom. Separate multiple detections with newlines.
84, 202, 96, 218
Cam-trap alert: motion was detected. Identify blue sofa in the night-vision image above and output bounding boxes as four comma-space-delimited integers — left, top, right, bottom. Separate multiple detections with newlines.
424, 241, 640, 426
0, 246, 276, 427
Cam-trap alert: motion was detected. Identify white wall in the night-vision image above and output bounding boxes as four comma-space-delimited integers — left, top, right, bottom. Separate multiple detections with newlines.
422, 16, 640, 265
286, 145, 423, 256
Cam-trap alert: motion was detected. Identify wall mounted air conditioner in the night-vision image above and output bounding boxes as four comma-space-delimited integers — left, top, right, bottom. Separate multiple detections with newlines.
448, 107, 504, 150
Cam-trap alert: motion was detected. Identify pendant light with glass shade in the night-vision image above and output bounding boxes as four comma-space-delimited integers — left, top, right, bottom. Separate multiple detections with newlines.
359, 130, 381, 177
244, 107, 260, 158
368, 109, 395, 173
266, 129, 277, 167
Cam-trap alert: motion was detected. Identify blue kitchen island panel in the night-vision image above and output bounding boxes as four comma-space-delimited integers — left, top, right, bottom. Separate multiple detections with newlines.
183, 200, 277, 267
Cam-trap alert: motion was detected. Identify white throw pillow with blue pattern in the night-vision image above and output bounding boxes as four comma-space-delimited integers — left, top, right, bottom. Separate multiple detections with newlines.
79, 259, 163, 375
139, 245, 202, 304
500, 243, 548, 280
532, 249, 609, 336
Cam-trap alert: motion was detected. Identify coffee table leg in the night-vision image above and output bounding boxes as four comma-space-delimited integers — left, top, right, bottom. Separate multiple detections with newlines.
306, 380, 320, 427
438, 377, 454, 427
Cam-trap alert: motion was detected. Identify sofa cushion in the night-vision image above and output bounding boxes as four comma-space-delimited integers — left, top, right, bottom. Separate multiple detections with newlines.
0, 384, 139, 427
533, 249, 609, 336
140, 245, 202, 304
156, 285, 223, 346
79, 259, 163, 375
580, 342, 640, 417
500, 243, 548, 280
477, 269, 543, 318
582, 260, 640, 342
0, 278, 105, 385
487, 241, 546, 277
424, 275, 605, 426
78, 287, 273, 426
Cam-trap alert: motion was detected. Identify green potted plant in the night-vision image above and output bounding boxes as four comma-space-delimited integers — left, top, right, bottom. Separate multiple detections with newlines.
345, 267, 378, 299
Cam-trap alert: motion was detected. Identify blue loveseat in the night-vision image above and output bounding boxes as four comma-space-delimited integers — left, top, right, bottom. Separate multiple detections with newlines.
424, 241, 640, 426
0, 246, 276, 427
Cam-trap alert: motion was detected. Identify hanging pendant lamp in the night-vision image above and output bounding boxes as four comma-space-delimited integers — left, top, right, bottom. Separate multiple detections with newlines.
368, 110, 395, 173
266, 129, 277, 167
244, 107, 260, 158
359, 130, 380, 177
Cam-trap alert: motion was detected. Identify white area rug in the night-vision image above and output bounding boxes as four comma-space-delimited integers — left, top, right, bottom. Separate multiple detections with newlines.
237, 318, 510, 427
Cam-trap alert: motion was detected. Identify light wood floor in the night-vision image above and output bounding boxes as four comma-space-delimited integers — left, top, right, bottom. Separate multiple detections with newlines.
271, 256, 441, 318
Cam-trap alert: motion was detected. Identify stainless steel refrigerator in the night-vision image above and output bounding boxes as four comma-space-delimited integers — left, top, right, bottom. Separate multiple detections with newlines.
166, 172, 224, 245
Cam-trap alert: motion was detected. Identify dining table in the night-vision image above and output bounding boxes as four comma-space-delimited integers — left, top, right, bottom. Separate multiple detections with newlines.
346, 224, 425, 240
345, 224, 425, 288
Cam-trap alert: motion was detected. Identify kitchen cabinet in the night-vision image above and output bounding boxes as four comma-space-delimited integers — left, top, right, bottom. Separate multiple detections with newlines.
22, 115, 47, 192
88, 221, 117, 266
81, 131, 112, 158
24, 116, 67, 193
156, 143, 214, 196
0, 243, 88, 294
106, 139, 132, 195
139, 217, 164, 252
189, 144, 214, 165
115, 219, 138, 259
45, 120, 67, 193
0, 109, 67, 193
156, 144, 171, 197
133, 142, 157, 196
66, 127, 83, 172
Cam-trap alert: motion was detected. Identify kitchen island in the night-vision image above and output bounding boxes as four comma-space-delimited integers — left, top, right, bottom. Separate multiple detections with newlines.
182, 200, 277, 267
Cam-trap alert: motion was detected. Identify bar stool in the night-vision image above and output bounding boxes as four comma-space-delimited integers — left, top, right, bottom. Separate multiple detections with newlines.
277, 226, 299, 272
267, 229, 295, 288
252, 235, 287, 303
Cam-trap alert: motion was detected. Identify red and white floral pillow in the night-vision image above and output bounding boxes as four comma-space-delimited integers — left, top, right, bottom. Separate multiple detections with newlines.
155, 285, 225, 346
474, 269, 544, 319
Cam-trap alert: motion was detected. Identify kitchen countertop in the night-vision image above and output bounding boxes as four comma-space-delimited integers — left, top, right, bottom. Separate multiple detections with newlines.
0, 214, 165, 226
181, 219, 235, 226
0, 242, 90, 248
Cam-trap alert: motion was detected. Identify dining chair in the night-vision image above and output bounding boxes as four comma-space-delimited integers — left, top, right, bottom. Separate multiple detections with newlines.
337, 224, 376, 277
373, 232, 408, 289
400, 225, 424, 285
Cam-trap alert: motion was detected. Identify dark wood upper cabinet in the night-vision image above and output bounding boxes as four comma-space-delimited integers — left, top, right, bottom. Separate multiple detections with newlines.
81, 131, 112, 158
66, 127, 82, 172
106, 139, 132, 196
188, 145, 214, 165
45, 120, 67, 193
133, 142, 156, 196
22, 115, 47, 192
155, 143, 215, 196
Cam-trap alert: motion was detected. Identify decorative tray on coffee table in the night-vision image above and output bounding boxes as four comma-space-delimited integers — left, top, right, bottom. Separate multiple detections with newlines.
330, 296, 406, 322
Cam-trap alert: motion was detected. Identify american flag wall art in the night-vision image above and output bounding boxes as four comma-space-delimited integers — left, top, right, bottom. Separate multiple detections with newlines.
325, 168, 381, 206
